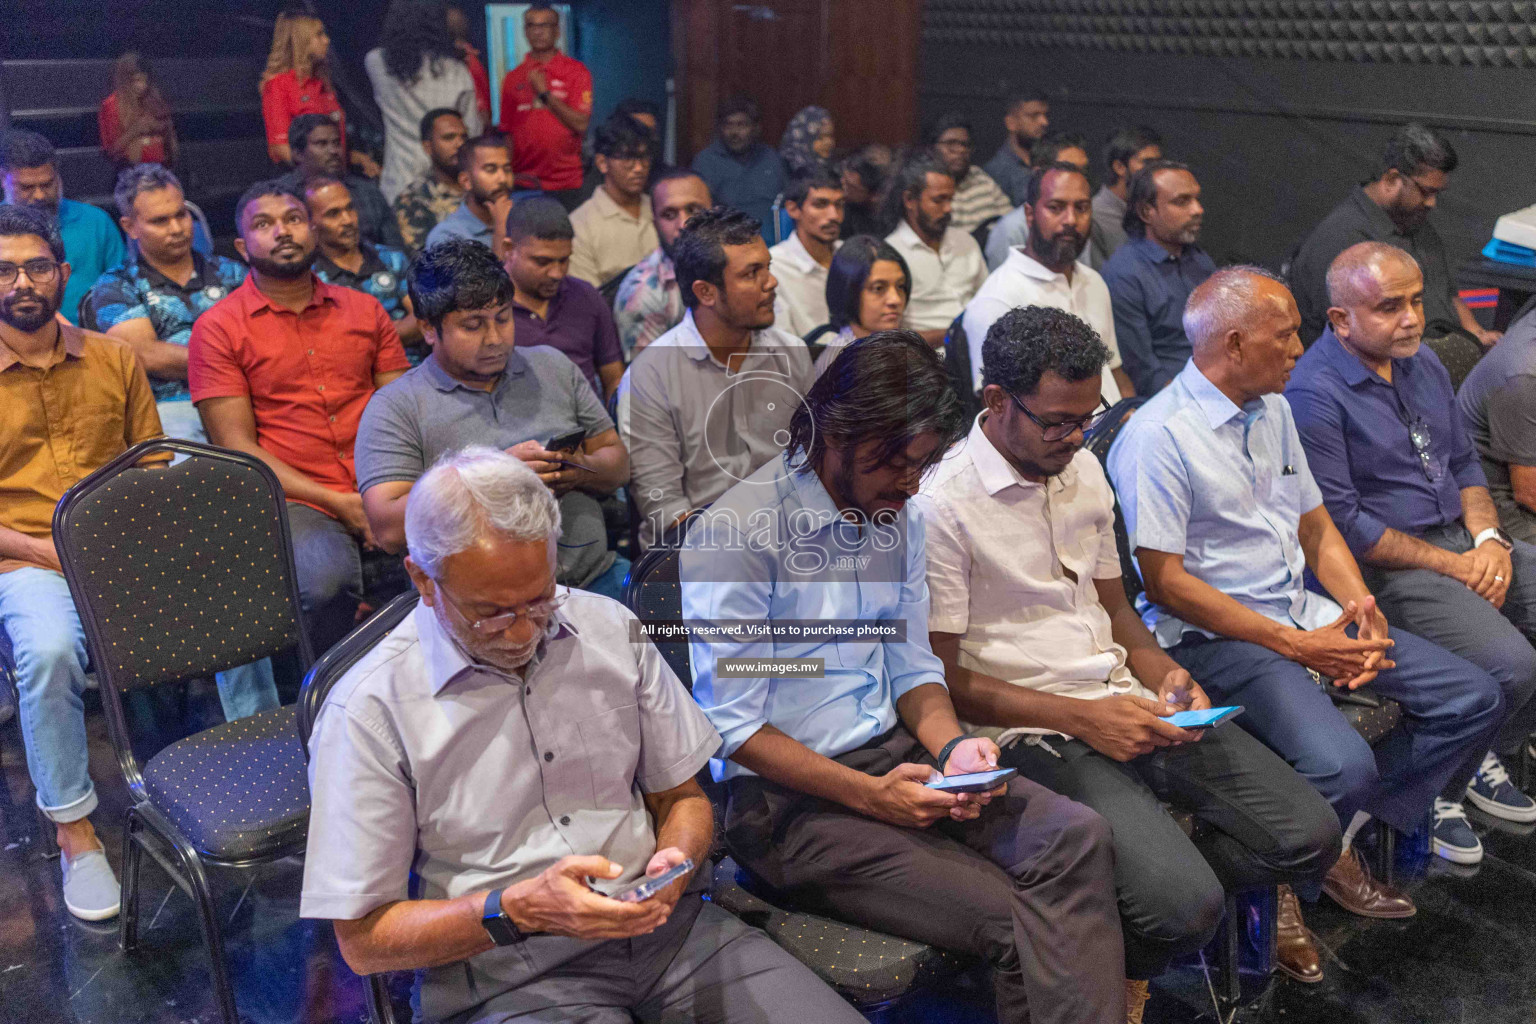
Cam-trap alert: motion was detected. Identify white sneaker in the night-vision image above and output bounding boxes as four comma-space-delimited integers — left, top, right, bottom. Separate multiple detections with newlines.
61, 847, 121, 921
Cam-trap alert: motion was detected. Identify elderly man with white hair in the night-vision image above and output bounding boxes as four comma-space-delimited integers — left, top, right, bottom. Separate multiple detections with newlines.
1107, 266, 1502, 985
299, 446, 863, 1024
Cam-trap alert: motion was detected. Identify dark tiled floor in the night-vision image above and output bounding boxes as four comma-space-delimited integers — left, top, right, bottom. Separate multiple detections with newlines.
4, 701, 1536, 1024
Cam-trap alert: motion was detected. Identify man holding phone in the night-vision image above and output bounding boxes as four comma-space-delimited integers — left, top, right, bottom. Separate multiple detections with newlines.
303, 447, 862, 1024
682, 332, 1127, 1024
917, 307, 1340, 1008
356, 240, 632, 598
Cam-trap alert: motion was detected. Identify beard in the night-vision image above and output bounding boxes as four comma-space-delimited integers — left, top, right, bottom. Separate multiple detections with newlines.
1038, 228, 1086, 266
436, 604, 541, 673
470, 181, 509, 206
245, 244, 316, 280
0, 285, 61, 332
916, 208, 952, 239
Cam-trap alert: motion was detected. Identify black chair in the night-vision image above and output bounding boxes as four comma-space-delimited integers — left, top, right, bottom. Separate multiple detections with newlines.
941, 314, 982, 421
803, 322, 836, 364
53, 439, 316, 1024
297, 590, 421, 1024
971, 214, 1002, 255
1422, 327, 1486, 392
622, 543, 974, 1015
598, 264, 635, 310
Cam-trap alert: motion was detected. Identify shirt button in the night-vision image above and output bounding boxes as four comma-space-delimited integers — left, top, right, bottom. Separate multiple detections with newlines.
544, 751, 554, 761
329, 415, 336, 422
559, 815, 570, 826
308, 349, 315, 355
525, 686, 531, 695
317, 384, 325, 392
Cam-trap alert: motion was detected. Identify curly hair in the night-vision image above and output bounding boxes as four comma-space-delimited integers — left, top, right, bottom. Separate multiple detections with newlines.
380, 0, 460, 84
981, 306, 1110, 396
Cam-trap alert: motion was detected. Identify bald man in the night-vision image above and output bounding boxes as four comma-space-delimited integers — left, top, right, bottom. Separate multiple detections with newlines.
1286, 242, 1536, 867
1107, 266, 1502, 983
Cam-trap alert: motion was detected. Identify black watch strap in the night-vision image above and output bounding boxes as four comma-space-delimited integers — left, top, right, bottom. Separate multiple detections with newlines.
482, 887, 525, 946
936, 735, 967, 773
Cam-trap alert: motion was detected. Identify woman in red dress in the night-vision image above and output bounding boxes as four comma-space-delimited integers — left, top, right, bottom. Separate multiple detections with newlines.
98, 53, 178, 169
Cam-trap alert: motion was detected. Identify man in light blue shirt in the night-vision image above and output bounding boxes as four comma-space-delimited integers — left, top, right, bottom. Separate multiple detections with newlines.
1108, 266, 1501, 928
681, 331, 1125, 1024
2, 129, 124, 324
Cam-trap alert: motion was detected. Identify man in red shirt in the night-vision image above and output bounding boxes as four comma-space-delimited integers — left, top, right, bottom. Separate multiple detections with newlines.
497, 3, 592, 209
189, 180, 411, 655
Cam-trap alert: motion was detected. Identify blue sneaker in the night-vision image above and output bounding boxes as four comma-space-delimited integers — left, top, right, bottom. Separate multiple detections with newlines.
1432, 799, 1483, 865
1466, 751, 1536, 823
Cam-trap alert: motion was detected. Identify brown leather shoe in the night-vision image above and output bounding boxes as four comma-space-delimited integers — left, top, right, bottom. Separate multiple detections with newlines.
1275, 884, 1323, 984
1321, 845, 1416, 919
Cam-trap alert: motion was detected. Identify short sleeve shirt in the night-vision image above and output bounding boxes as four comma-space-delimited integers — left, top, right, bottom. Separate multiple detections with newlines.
188, 276, 410, 509
261, 70, 345, 151
613, 246, 684, 360
314, 244, 412, 325
498, 52, 592, 191
81, 252, 249, 401
300, 592, 718, 1020
0, 327, 167, 573
354, 348, 616, 587
1459, 314, 1536, 517
391, 174, 465, 253
58, 198, 126, 327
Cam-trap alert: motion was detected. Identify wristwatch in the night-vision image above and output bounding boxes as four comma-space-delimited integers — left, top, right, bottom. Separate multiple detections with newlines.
1474, 527, 1514, 551
536, 89, 551, 104
482, 887, 526, 946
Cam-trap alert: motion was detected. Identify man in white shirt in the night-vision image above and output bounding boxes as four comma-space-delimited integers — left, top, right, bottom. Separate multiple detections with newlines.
885, 154, 988, 347
918, 305, 1341, 1005
768, 170, 843, 337
963, 162, 1131, 406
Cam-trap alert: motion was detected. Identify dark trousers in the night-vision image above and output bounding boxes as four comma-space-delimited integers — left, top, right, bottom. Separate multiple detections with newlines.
1170, 626, 1503, 833
1001, 723, 1340, 979
724, 726, 1125, 1024
1361, 522, 1536, 799
285, 502, 409, 656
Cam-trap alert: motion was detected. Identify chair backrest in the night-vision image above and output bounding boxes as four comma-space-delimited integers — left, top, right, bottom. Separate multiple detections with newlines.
941, 314, 981, 421
297, 590, 420, 755
1422, 329, 1486, 392
1086, 397, 1148, 603
598, 264, 635, 308
622, 541, 692, 688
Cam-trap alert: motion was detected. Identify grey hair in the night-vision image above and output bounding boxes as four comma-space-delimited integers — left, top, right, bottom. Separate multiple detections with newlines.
1183, 264, 1286, 353
405, 446, 562, 578
113, 163, 182, 218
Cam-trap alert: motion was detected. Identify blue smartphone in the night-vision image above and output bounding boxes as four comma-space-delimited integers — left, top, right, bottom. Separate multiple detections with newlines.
609, 858, 696, 902
926, 767, 1018, 793
1161, 706, 1244, 729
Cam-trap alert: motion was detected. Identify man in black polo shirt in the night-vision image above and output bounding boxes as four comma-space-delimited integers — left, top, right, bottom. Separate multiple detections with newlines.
280, 114, 405, 250
302, 174, 424, 362
1290, 122, 1496, 347
82, 164, 249, 442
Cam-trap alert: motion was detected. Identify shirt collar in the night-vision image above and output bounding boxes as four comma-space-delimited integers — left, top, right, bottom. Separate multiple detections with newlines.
315, 243, 386, 280
514, 278, 568, 319
1178, 360, 1250, 430
0, 323, 86, 373
964, 413, 1069, 497
1006, 247, 1066, 283
781, 451, 847, 527
991, 143, 1026, 169
236, 272, 336, 317
1350, 185, 1412, 240
646, 247, 676, 283
136, 251, 208, 291
776, 231, 837, 274
1127, 234, 1184, 264
1313, 326, 1381, 387
422, 348, 529, 392
414, 595, 577, 696
590, 187, 651, 223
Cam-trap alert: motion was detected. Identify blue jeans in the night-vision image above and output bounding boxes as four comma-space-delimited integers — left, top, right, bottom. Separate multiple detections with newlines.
581, 555, 631, 602
155, 398, 206, 445
1170, 625, 1503, 834
0, 567, 279, 822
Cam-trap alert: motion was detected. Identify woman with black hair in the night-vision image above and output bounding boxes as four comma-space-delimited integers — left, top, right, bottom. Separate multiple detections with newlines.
813, 234, 912, 377
366, 0, 483, 202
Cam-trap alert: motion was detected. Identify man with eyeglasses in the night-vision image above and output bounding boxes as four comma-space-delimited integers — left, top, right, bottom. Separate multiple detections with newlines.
1290, 122, 1496, 347
568, 114, 658, 287
1109, 266, 1503, 984
918, 306, 1340, 1018
929, 112, 1012, 234
963, 162, 1132, 408
1287, 242, 1536, 867
303, 445, 862, 1024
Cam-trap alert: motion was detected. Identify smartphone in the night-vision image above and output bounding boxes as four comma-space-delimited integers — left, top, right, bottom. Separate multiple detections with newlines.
609, 858, 696, 903
1161, 705, 1244, 729
926, 767, 1018, 793
545, 428, 587, 454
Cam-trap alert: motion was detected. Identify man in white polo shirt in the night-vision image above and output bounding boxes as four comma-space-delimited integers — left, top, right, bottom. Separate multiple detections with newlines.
962, 162, 1131, 406
917, 306, 1341, 1007
768, 170, 843, 337
884, 153, 988, 347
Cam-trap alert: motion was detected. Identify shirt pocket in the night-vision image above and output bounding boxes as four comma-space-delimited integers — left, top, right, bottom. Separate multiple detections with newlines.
577, 703, 642, 809
1268, 474, 1304, 530
69, 404, 130, 475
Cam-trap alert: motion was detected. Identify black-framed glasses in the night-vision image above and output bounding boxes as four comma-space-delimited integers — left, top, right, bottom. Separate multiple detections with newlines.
1001, 389, 1109, 442
0, 259, 59, 288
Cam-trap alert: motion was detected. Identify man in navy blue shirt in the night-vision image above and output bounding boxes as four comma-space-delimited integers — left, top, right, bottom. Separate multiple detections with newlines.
1287, 241, 1536, 867
690, 95, 785, 244
1100, 160, 1215, 395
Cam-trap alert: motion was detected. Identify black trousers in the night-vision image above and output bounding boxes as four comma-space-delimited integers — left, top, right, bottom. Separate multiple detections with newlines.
1000, 722, 1341, 979
724, 726, 1125, 1024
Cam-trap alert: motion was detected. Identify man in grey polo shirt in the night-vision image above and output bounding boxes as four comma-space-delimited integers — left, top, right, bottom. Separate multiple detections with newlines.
624, 206, 812, 548
302, 446, 861, 1024
1458, 308, 1536, 544
357, 239, 631, 597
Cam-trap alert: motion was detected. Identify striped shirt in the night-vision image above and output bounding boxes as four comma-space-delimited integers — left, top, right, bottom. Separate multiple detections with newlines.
949, 165, 1013, 234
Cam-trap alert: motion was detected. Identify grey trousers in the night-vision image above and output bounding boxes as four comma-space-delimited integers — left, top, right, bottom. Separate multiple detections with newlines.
1361, 521, 1536, 797
286, 502, 409, 656
1001, 723, 1340, 979
724, 726, 1125, 1024
459, 898, 863, 1024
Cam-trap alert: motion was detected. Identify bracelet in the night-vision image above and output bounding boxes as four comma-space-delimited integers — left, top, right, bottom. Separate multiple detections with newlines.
936, 735, 967, 772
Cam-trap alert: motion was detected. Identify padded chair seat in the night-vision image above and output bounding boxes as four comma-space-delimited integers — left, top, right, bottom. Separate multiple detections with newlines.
141, 705, 310, 861
711, 857, 971, 1006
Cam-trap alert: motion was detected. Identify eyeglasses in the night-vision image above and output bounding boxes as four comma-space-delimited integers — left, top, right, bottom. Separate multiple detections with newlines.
0, 259, 60, 288
1405, 175, 1446, 200
1406, 414, 1443, 483
437, 585, 566, 637
1001, 389, 1109, 442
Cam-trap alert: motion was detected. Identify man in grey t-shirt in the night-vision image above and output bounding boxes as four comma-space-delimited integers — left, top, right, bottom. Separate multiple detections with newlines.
356, 240, 631, 596
1459, 309, 1536, 543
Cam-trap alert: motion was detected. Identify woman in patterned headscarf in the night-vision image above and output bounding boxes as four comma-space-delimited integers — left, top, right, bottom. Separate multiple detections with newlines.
779, 105, 836, 176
